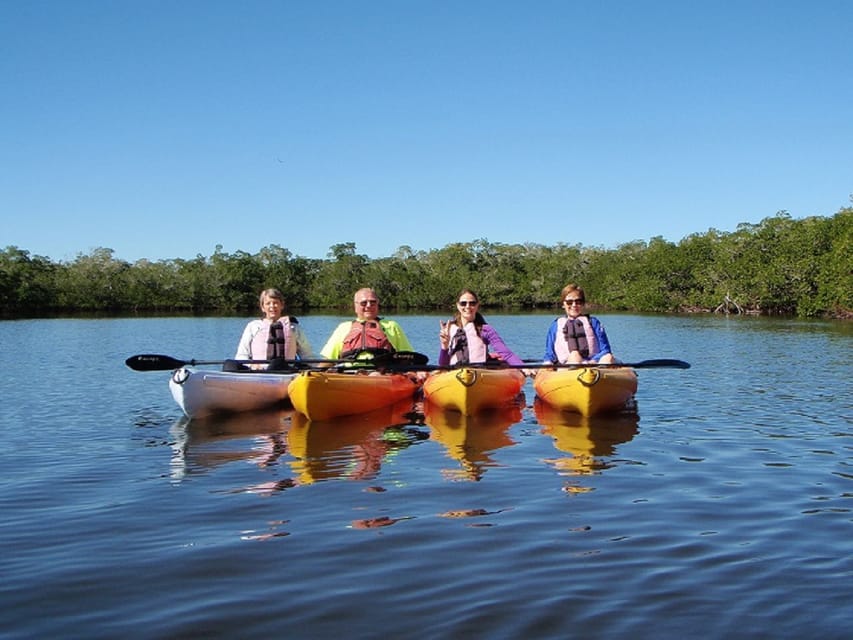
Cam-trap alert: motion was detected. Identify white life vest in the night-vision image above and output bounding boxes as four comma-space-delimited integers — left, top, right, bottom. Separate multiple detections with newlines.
447, 322, 489, 365
554, 315, 598, 362
250, 318, 298, 360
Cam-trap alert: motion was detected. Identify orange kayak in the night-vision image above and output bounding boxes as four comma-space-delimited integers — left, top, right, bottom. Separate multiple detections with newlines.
288, 370, 420, 421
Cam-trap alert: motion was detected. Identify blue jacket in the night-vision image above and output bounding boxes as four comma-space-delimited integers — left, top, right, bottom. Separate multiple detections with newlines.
543, 315, 612, 363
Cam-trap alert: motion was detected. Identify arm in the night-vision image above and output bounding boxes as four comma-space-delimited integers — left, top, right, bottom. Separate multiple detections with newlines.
294, 326, 314, 359
590, 317, 613, 360
542, 320, 558, 363
235, 320, 259, 359
381, 319, 414, 352
481, 325, 524, 366
319, 322, 352, 359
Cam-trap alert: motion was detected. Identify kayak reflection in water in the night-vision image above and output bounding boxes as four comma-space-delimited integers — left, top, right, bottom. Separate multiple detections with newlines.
286, 404, 429, 485
534, 398, 638, 490
424, 402, 523, 482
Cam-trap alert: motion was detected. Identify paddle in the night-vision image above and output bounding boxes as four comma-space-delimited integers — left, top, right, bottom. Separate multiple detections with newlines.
126, 354, 230, 371
377, 351, 429, 366
520, 358, 691, 370
125, 351, 430, 372
378, 358, 691, 373
123, 354, 351, 372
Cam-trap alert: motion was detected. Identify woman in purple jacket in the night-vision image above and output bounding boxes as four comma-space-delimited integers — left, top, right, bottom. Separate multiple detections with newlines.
438, 289, 524, 366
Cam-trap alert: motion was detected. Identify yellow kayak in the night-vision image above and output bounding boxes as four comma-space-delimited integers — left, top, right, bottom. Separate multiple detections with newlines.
533, 365, 638, 417
287, 369, 420, 421
422, 367, 526, 415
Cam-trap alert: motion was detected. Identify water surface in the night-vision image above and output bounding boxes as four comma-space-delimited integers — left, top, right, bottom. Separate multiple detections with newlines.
1, 314, 850, 639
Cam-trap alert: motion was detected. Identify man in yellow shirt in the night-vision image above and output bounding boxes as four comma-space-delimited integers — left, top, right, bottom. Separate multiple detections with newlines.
320, 288, 414, 360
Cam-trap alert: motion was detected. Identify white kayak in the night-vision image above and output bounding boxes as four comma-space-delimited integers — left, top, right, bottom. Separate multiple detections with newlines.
168, 366, 296, 419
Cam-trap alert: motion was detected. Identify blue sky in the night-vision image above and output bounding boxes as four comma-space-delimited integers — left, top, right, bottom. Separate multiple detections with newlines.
3, 1, 851, 263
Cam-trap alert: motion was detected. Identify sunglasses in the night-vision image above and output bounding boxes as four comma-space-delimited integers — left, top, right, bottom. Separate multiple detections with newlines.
357, 299, 378, 307
564, 298, 585, 305
457, 300, 478, 307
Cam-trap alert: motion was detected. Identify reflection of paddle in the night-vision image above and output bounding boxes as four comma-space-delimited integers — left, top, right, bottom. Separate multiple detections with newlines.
125, 351, 429, 372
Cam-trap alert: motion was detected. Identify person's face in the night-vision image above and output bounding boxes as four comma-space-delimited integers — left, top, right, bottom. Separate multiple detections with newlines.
261, 295, 283, 320
456, 294, 479, 323
354, 290, 379, 321
563, 294, 585, 318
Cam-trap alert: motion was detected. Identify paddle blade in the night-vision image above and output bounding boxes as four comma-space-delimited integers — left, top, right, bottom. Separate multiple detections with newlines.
125, 354, 187, 371
632, 359, 691, 369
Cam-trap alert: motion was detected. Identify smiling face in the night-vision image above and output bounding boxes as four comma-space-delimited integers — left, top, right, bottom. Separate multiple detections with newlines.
563, 295, 585, 318
354, 288, 380, 321
456, 291, 479, 324
560, 285, 586, 319
260, 293, 284, 321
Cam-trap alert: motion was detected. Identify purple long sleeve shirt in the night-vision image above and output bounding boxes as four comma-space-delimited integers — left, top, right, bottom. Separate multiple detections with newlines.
438, 324, 524, 366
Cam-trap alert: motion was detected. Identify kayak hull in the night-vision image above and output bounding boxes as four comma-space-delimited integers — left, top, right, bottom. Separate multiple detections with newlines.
169, 367, 296, 419
533, 366, 638, 417
287, 370, 420, 421
422, 367, 526, 415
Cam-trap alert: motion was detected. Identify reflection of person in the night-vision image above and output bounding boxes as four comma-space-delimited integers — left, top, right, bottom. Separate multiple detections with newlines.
235, 288, 313, 364
542, 283, 616, 364
320, 288, 414, 359
438, 289, 524, 366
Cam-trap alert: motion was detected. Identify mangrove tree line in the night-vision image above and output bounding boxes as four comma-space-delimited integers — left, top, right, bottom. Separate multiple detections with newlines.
2, 208, 851, 318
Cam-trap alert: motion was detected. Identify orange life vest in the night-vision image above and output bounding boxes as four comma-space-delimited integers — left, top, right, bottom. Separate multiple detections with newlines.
341, 320, 393, 358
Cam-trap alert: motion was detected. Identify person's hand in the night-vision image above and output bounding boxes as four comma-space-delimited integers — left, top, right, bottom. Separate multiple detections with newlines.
439, 320, 450, 349
407, 371, 429, 383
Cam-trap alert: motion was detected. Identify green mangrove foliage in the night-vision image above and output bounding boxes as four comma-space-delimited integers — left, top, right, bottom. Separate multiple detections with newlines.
2, 208, 850, 318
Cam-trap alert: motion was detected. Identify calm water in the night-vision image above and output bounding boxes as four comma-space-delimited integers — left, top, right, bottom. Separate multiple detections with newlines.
1, 313, 851, 639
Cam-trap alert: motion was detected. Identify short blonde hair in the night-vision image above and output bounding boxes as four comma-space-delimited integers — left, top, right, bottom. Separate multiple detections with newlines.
259, 288, 285, 307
